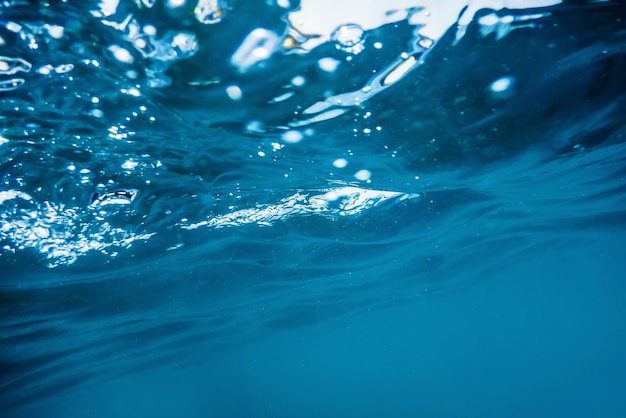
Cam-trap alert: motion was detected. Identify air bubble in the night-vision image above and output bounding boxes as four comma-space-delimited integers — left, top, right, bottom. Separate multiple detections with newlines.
281, 130, 303, 144
490, 76, 514, 92
44, 24, 64, 39
230, 28, 280, 72
354, 169, 371, 181
318, 57, 340, 72
226, 85, 242, 100
291, 75, 306, 87
109, 45, 134, 64
333, 158, 348, 168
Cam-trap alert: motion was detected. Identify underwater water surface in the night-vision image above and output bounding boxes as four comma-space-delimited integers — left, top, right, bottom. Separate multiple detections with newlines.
2, 1, 626, 417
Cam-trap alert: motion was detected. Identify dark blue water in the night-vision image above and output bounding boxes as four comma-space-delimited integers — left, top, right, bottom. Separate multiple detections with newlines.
2, 1, 626, 417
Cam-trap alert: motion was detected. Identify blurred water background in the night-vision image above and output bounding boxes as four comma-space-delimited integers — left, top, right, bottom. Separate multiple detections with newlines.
1, 0, 626, 417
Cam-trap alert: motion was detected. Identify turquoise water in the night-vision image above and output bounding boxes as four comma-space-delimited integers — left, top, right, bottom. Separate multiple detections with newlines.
2, 1, 626, 417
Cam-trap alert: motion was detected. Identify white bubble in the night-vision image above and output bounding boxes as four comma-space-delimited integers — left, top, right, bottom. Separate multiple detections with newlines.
195, 0, 226, 24
120, 87, 141, 97
373, 42, 383, 49
143, 25, 157, 36
333, 158, 348, 168
89, 109, 104, 118
226, 85, 243, 100
318, 57, 340, 73
281, 130, 303, 143
291, 75, 306, 87
489, 76, 514, 93
109, 45, 134, 64
354, 169, 371, 181
45, 24, 64, 39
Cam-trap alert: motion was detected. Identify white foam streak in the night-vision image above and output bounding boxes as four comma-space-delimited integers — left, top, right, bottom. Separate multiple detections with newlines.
184, 186, 419, 230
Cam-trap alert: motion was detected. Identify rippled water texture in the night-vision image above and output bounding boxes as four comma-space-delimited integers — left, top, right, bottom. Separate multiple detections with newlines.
2, 1, 626, 417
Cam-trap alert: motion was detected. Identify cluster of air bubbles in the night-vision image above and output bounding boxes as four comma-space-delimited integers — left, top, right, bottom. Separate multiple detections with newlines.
258, 140, 285, 160
331, 24, 365, 54
0, 188, 152, 268
66, 165, 95, 187
194, 0, 228, 24
37, 63, 74, 75
90, 0, 200, 87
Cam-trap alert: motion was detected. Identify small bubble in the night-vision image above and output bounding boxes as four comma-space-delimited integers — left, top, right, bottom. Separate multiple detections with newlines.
226, 85, 242, 100
45, 24, 64, 39
109, 45, 134, 64
373, 42, 383, 49
318, 57, 340, 73
489, 76, 514, 93
333, 158, 348, 168
143, 25, 157, 36
37, 65, 52, 75
281, 130, 303, 143
245, 120, 265, 133
291, 75, 306, 87
354, 169, 371, 181
54, 64, 74, 74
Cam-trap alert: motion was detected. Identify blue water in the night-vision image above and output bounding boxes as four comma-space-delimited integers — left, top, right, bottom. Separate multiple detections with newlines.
2, 1, 626, 417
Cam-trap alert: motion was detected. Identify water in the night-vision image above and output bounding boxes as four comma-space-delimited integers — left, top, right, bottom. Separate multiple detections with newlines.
1, 1, 626, 417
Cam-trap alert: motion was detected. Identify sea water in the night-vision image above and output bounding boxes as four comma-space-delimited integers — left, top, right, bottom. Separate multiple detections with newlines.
1, 1, 626, 417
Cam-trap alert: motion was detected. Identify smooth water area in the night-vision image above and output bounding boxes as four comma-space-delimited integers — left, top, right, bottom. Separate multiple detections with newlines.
2, 1, 626, 417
